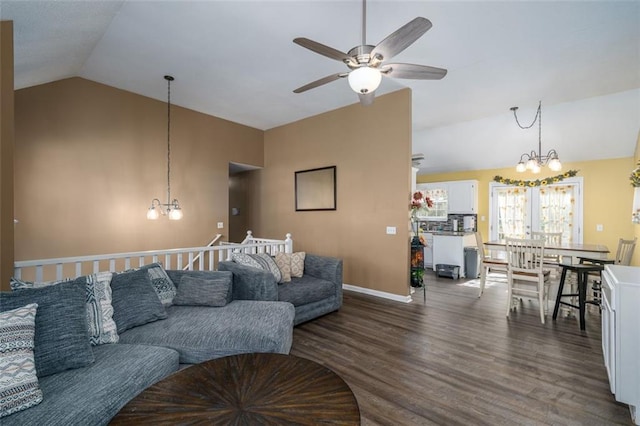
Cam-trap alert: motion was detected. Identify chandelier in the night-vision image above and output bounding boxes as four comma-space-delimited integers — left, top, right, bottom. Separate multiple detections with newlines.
512, 101, 562, 174
147, 75, 183, 220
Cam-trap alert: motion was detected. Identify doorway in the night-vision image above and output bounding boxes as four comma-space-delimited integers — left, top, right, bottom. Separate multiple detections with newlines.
489, 177, 583, 243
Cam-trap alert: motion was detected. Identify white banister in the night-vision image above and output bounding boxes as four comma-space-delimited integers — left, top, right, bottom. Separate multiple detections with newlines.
13, 233, 293, 282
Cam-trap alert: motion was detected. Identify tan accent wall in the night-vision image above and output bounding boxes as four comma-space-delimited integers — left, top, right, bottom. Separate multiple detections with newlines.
256, 89, 413, 297
419, 157, 636, 265
14, 77, 264, 260
1, 21, 15, 291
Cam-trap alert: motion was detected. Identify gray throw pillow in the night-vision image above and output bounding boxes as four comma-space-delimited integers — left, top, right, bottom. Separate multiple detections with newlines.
110, 268, 167, 333
232, 253, 282, 283
11, 271, 118, 346
0, 281, 94, 378
173, 276, 231, 307
138, 263, 177, 307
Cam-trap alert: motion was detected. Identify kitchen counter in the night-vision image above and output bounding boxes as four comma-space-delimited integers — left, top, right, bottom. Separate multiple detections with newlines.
430, 231, 475, 236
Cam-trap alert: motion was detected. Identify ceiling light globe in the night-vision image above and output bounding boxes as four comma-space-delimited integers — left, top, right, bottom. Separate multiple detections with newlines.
169, 207, 183, 221
516, 162, 527, 173
147, 207, 159, 220
548, 158, 562, 171
348, 67, 382, 94
525, 158, 537, 170
531, 163, 541, 174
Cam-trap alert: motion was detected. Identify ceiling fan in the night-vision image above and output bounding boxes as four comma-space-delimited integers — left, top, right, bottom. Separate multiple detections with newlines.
293, 0, 447, 106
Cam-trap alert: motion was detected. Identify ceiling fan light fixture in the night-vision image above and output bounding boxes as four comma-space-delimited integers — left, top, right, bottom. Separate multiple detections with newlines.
348, 66, 382, 94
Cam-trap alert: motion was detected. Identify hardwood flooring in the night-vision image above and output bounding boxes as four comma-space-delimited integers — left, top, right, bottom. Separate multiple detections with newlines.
289, 272, 633, 425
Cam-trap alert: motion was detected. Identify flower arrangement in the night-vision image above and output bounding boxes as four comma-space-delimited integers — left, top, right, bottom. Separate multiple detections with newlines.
630, 162, 640, 187
410, 190, 433, 219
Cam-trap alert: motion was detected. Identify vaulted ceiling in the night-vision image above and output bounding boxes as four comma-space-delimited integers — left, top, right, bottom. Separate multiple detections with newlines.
3, 1, 639, 173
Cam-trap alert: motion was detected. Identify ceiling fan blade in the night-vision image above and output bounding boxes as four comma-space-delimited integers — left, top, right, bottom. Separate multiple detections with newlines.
383, 63, 447, 80
293, 38, 351, 63
370, 17, 432, 61
293, 73, 347, 93
358, 92, 375, 106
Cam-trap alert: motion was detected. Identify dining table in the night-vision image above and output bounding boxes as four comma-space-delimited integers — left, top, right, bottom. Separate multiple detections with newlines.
484, 240, 610, 260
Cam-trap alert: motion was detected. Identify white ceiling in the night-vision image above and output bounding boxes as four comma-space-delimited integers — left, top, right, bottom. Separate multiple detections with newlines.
3, 0, 640, 174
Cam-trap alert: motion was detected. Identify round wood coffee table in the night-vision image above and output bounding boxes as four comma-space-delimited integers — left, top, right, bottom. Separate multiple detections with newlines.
110, 353, 360, 425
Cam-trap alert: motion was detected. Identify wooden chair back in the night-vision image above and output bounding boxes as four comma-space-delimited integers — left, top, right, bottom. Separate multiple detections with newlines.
615, 237, 637, 266
506, 237, 545, 275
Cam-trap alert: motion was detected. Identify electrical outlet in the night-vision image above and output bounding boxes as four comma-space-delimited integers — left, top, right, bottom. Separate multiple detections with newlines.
596, 224, 603, 232
217, 222, 224, 229
481, 216, 486, 222
386, 226, 396, 235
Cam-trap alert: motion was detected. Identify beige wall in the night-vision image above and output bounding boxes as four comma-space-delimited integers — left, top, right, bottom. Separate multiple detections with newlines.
419, 157, 637, 264
256, 89, 413, 296
1, 21, 15, 290
14, 77, 264, 260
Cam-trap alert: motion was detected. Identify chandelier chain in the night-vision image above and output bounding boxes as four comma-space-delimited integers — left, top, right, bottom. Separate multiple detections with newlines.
166, 76, 171, 204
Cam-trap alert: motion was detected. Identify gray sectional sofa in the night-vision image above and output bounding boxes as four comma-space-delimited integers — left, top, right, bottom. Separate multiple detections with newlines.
1, 267, 295, 425
219, 253, 343, 325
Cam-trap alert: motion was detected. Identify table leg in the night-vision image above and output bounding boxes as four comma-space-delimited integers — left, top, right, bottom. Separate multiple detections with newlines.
578, 271, 586, 330
553, 267, 569, 320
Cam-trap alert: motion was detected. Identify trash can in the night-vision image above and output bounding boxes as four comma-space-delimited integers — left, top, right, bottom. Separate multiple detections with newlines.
464, 247, 480, 279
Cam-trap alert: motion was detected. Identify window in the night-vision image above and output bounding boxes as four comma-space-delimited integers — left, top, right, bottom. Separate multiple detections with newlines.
416, 184, 448, 220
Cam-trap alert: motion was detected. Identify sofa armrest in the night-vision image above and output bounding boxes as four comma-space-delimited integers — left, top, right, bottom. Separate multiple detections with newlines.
304, 254, 343, 289
218, 261, 278, 301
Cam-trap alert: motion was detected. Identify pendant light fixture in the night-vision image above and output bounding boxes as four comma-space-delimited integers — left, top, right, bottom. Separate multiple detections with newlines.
512, 101, 562, 174
147, 75, 183, 220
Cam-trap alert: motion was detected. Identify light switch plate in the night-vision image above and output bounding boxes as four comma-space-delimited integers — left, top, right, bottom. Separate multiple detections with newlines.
596, 224, 603, 232
217, 222, 224, 229
386, 226, 396, 235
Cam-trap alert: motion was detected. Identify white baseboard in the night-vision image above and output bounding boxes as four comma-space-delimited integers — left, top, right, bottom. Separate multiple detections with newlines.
342, 283, 412, 303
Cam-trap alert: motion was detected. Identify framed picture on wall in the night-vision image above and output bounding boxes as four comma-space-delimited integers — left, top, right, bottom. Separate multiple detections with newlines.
295, 166, 337, 211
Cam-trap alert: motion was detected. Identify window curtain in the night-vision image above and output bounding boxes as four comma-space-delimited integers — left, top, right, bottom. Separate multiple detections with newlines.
496, 187, 528, 239
539, 184, 575, 243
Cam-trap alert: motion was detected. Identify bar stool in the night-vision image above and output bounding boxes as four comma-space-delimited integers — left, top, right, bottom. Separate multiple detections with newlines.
552, 261, 604, 330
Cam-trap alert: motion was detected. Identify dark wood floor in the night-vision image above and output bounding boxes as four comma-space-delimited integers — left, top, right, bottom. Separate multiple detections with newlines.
289, 271, 633, 425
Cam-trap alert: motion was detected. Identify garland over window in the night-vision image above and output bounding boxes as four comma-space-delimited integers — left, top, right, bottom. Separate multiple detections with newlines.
493, 170, 578, 187
629, 162, 640, 187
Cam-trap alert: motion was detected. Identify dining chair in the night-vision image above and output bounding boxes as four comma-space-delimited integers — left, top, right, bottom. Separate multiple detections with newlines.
579, 237, 637, 305
505, 237, 551, 324
475, 232, 508, 298
531, 231, 563, 270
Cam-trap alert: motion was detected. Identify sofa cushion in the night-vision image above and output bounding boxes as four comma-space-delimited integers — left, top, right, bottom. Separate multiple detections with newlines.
232, 253, 282, 283
138, 263, 177, 307
11, 272, 118, 346
110, 268, 167, 333
118, 301, 295, 364
173, 275, 231, 307
275, 252, 306, 279
0, 304, 43, 418
274, 252, 292, 282
0, 344, 179, 426
74, 272, 118, 345
0, 281, 94, 378
278, 275, 336, 307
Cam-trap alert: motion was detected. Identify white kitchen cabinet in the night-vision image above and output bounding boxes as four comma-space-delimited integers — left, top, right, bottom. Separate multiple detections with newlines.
601, 265, 640, 425
417, 180, 478, 216
432, 233, 476, 278
423, 233, 434, 268
447, 180, 478, 214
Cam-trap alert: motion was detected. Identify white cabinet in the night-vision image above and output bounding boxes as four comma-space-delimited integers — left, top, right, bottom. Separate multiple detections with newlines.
432, 233, 476, 278
417, 180, 478, 216
601, 265, 640, 425
447, 180, 478, 214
